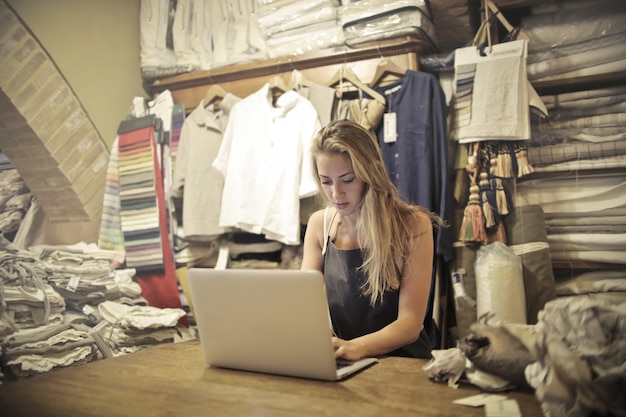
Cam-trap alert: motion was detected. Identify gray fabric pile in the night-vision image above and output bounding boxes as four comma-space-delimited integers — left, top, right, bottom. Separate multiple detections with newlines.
425, 297, 626, 417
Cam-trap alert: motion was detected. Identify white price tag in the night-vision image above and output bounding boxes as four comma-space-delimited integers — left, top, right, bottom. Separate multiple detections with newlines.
485, 399, 522, 417
82, 304, 96, 316
67, 276, 80, 292
383, 112, 397, 143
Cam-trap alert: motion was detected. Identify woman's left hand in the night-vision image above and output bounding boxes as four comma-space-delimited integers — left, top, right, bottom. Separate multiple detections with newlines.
332, 336, 367, 361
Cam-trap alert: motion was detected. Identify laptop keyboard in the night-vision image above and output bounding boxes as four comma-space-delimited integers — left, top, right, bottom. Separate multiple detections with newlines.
336, 360, 353, 370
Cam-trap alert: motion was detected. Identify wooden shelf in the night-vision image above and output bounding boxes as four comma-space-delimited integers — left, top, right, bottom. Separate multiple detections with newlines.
519, 167, 626, 181
491, 0, 544, 8
146, 38, 430, 111
532, 71, 626, 96
553, 261, 625, 272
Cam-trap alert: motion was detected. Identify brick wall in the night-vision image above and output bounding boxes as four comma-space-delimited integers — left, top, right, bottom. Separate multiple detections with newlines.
0, 1, 108, 223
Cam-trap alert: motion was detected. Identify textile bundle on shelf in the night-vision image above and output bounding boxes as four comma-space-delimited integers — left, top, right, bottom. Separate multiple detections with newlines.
515, 174, 626, 265
503, 205, 556, 324
340, 0, 440, 53
520, 0, 626, 83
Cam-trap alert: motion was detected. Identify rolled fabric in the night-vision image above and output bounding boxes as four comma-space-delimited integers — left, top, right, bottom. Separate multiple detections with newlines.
475, 242, 527, 324
504, 205, 557, 324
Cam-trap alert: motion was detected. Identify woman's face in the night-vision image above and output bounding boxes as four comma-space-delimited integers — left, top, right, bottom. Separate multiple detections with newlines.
316, 152, 366, 217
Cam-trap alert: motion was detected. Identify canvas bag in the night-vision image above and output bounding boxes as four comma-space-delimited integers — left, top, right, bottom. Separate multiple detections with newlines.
450, 39, 530, 143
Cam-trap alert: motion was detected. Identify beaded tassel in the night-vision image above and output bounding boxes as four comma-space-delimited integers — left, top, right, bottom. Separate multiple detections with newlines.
460, 183, 486, 244
460, 145, 486, 244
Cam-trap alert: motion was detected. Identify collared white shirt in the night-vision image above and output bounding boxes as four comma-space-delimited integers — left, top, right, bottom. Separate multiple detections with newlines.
213, 84, 321, 244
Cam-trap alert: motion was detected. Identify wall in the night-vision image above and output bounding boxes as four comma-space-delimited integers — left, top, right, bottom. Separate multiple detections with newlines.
7, 0, 146, 149
2, 0, 146, 246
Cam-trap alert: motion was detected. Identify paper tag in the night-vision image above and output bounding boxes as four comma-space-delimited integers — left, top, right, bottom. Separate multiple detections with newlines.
383, 112, 397, 143
485, 399, 522, 417
451, 270, 467, 297
67, 276, 80, 292
82, 304, 96, 316
453, 394, 508, 407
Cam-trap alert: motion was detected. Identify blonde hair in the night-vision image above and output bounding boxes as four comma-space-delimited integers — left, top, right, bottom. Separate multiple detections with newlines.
311, 120, 441, 305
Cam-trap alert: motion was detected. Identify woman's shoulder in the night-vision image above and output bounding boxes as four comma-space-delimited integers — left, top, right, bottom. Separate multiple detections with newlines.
308, 207, 327, 224
307, 207, 332, 234
406, 206, 437, 236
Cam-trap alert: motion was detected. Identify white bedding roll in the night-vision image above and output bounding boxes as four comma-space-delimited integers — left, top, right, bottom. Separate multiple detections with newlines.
475, 242, 527, 324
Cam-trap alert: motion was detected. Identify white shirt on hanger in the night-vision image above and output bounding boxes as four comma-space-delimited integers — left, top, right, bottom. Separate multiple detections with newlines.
213, 84, 321, 245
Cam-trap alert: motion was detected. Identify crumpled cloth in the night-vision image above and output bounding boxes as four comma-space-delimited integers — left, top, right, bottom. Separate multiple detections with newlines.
425, 296, 625, 416
456, 297, 626, 417
422, 346, 514, 392
460, 321, 537, 389
422, 347, 466, 388
526, 298, 626, 417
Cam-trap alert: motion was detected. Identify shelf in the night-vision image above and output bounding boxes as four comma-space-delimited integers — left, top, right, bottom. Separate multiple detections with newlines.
147, 38, 430, 98
491, 0, 544, 8
553, 261, 624, 271
519, 167, 626, 181
532, 71, 626, 96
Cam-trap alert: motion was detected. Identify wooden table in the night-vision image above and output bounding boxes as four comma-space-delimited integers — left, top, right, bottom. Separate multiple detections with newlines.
0, 340, 543, 417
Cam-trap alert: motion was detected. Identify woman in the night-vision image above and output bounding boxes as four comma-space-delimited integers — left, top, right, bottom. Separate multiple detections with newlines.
301, 120, 443, 360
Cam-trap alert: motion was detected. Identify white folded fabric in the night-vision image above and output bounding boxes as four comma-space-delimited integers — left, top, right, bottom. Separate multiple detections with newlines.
98, 300, 186, 330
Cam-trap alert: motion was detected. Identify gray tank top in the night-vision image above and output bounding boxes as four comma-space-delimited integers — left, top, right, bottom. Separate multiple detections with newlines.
321, 208, 431, 358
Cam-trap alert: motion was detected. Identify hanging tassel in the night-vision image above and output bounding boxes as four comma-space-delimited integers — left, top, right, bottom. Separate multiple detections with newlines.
460, 183, 486, 244
459, 207, 474, 243
515, 142, 535, 177
460, 144, 486, 244
481, 192, 496, 230
468, 188, 486, 243
491, 177, 514, 216
496, 142, 514, 178
478, 171, 498, 230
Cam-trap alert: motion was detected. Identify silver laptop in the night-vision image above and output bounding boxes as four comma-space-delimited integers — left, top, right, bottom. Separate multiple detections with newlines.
187, 268, 378, 381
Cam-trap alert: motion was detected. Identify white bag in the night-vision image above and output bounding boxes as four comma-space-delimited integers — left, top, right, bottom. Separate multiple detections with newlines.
450, 39, 531, 143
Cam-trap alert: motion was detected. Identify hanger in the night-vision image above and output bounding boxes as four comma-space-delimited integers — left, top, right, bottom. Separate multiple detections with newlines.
475, 0, 530, 54
327, 65, 385, 105
370, 58, 407, 87
269, 75, 289, 93
267, 74, 290, 105
204, 84, 227, 110
288, 69, 311, 90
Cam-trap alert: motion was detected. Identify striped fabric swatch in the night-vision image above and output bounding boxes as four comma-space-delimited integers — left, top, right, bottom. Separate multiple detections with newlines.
117, 116, 164, 273
452, 63, 476, 130
169, 103, 185, 171
98, 137, 125, 255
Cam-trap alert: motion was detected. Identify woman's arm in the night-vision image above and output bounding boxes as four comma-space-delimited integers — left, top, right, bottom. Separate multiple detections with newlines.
300, 209, 326, 272
333, 211, 434, 360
